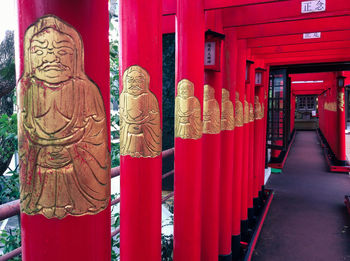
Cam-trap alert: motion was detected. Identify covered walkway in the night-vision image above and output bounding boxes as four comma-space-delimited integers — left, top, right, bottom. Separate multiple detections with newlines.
254, 131, 350, 261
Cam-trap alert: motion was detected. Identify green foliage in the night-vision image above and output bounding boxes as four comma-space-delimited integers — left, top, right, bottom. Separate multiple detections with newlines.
0, 227, 21, 260
111, 193, 120, 260
0, 112, 17, 175
161, 234, 173, 261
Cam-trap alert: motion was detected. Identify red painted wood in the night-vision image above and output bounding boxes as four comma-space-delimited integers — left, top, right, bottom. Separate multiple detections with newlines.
337, 73, 346, 162
248, 30, 350, 48
162, 0, 285, 16
234, 15, 350, 39
174, 1, 204, 260
264, 55, 350, 66
232, 37, 246, 237
252, 41, 350, 56
223, 0, 350, 27
119, 0, 162, 260
162, 15, 175, 34
256, 48, 350, 60
219, 28, 237, 255
201, 10, 223, 261
17, 1, 111, 260
247, 62, 256, 210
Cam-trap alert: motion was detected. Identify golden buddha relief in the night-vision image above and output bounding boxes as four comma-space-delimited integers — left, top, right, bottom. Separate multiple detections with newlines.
18, 15, 110, 219
244, 96, 249, 124
221, 88, 234, 131
175, 79, 202, 139
203, 85, 220, 134
120, 65, 161, 157
254, 96, 263, 120
249, 103, 254, 123
338, 92, 344, 112
235, 92, 243, 127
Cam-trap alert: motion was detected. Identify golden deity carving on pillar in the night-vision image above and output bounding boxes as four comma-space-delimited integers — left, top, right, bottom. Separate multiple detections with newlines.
221, 88, 234, 131
249, 103, 254, 123
18, 15, 110, 219
175, 79, 202, 139
120, 65, 161, 158
235, 92, 243, 127
244, 95, 249, 124
254, 96, 263, 120
203, 85, 220, 134
338, 92, 344, 112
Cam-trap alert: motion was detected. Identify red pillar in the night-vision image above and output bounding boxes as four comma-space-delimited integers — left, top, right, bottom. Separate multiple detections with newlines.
201, 10, 223, 261
119, 0, 162, 260
232, 39, 247, 259
247, 62, 256, 228
219, 28, 237, 259
17, 1, 111, 260
174, 0, 204, 260
337, 73, 346, 164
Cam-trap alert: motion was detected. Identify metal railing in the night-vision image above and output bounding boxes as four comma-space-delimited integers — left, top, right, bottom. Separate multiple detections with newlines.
0, 148, 175, 261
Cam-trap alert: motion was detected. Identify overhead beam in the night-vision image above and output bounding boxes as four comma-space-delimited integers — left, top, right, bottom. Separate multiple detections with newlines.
256, 48, 350, 60
162, 0, 287, 16
222, 0, 350, 27
265, 55, 350, 66
247, 30, 350, 48
252, 41, 350, 55
234, 15, 350, 39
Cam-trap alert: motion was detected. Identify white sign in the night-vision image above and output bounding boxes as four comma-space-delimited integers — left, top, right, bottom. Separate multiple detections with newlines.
303, 32, 321, 39
312, 110, 316, 116
204, 41, 216, 66
301, 0, 326, 13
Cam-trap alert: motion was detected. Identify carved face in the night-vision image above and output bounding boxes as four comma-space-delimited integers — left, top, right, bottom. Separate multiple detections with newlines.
204, 86, 215, 100
222, 89, 229, 101
179, 84, 192, 98
30, 28, 75, 84
126, 70, 146, 96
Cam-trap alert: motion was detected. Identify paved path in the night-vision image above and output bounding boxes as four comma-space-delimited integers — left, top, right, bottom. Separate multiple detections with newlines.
253, 131, 350, 261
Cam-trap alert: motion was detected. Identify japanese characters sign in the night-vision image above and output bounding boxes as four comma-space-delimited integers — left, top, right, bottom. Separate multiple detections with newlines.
204, 41, 216, 66
303, 32, 321, 39
301, 0, 326, 13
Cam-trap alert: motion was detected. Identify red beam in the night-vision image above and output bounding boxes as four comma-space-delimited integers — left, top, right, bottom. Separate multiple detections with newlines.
223, 0, 350, 27
252, 40, 350, 55
162, 0, 287, 15
248, 30, 350, 48
256, 48, 350, 60
234, 15, 350, 39
264, 55, 350, 66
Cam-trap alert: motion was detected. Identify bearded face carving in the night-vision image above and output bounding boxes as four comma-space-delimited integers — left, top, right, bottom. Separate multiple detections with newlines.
18, 15, 110, 219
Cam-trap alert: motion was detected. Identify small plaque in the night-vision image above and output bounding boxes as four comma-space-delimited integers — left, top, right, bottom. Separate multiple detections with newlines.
301, 0, 326, 13
303, 32, 321, 39
204, 41, 216, 66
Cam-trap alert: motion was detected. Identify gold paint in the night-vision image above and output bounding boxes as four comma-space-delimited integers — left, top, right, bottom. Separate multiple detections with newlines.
338, 92, 344, 112
203, 85, 220, 134
249, 103, 254, 123
244, 96, 249, 124
235, 92, 244, 127
254, 96, 264, 120
120, 65, 161, 157
324, 101, 337, 112
175, 79, 202, 139
18, 15, 110, 219
221, 89, 234, 131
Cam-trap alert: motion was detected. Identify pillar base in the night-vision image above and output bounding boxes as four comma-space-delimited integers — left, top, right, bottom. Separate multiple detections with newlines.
253, 197, 261, 216
218, 253, 232, 261
241, 219, 249, 242
248, 207, 256, 229
231, 235, 241, 261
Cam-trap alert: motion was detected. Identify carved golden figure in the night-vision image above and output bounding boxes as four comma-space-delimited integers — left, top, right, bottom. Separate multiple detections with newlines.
221, 89, 234, 131
324, 101, 337, 112
244, 95, 249, 124
18, 15, 110, 219
120, 65, 161, 158
175, 79, 202, 139
254, 96, 264, 120
203, 85, 220, 134
235, 92, 243, 127
338, 92, 344, 112
249, 103, 254, 122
